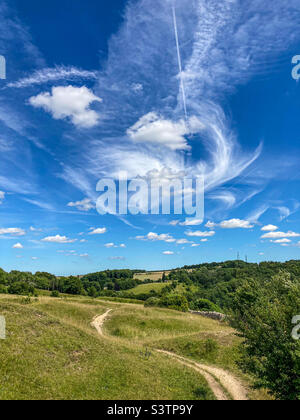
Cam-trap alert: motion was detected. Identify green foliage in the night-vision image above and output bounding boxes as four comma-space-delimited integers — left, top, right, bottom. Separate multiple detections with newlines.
230, 271, 300, 400
51, 290, 60, 298
8, 282, 35, 296
190, 298, 222, 313
159, 294, 189, 312
0, 284, 7, 294
144, 297, 161, 307
88, 286, 98, 298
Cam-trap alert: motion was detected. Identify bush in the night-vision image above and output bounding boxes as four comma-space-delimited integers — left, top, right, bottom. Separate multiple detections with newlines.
51, 290, 60, 298
191, 298, 222, 313
159, 295, 189, 312
144, 297, 161, 307
8, 282, 35, 296
0, 284, 7, 294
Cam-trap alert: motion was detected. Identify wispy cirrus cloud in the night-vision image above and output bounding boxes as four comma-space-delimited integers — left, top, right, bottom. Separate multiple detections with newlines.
7, 66, 98, 89
59, 0, 300, 213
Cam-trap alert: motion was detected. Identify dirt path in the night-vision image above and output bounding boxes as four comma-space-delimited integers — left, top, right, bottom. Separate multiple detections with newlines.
90, 309, 248, 400
157, 350, 248, 401
91, 309, 112, 336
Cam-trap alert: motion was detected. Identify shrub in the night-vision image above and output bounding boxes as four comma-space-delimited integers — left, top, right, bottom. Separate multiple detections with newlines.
8, 282, 35, 296
0, 284, 7, 294
191, 298, 222, 313
144, 297, 161, 307
51, 290, 60, 298
159, 295, 189, 312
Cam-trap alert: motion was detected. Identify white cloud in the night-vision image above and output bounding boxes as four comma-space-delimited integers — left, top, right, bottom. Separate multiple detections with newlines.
30, 226, 42, 232
29, 86, 102, 128
176, 239, 192, 245
261, 231, 300, 239
169, 220, 180, 226
89, 227, 107, 235
179, 218, 203, 226
205, 221, 216, 229
219, 219, 254, 229
271, 239, 292, 244
80, 253, 89, 258
105, 243, 115, 248
31, 257, 38, 260
163, 251, 174, 255
42, 235, 77, 244
0, 228, 25, 236
105, 243, 126, 248
261, 224, 278, 232
135, 232, 175, 242
80, 239, 87, 243
205, 219, 254, 230
67, 198, 95, 211
12, 243, 23, 249
185, 230, 215, 237
191, 239, 208, 246
127, 112, 196, 151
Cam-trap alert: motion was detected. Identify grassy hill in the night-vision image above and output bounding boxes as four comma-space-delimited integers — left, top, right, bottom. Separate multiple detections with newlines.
128, 282, 171, 295
133, 271, 171, 281
0, 294, 269, 400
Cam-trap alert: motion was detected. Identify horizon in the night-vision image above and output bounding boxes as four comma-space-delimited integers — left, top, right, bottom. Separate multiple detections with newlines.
2, 257, 299, 278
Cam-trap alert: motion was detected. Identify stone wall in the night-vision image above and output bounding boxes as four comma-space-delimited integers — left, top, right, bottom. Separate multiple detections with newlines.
189, 310, 226, 321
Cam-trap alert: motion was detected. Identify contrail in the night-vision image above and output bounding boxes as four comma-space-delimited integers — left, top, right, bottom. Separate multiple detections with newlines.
172, 3, 189, 129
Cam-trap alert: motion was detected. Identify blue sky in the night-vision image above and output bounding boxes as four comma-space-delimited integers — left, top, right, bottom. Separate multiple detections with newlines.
1, 0, 300, 275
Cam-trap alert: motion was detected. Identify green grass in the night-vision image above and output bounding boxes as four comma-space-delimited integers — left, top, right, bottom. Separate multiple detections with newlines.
128, 282, 171, 295
0, 294, 271, 400
0, 295, 214, 400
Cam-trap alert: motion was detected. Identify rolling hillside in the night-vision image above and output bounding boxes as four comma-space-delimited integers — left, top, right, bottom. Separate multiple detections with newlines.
0, 294, 269, 400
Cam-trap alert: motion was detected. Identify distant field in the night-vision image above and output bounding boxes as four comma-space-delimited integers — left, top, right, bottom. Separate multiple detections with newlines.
129, 282, 171, 295
134, 271, 171, 281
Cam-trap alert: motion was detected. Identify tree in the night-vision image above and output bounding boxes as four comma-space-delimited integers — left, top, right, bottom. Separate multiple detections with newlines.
88, 286, 98, 298
230, 272, 300, 400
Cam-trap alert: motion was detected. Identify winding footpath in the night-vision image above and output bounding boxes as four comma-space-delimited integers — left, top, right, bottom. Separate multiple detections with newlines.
91, 309, 112, 337
156, 350, 248, 401
91, 309, 248, 401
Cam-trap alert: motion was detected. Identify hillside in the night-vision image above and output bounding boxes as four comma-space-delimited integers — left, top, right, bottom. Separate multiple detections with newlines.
0, 294, 269, 400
